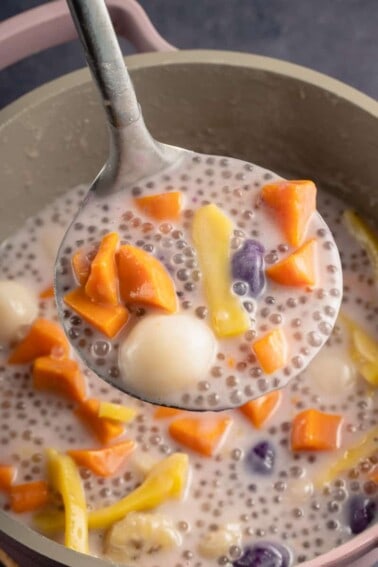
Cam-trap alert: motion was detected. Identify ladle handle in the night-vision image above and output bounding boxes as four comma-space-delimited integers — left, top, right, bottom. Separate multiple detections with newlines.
66, 0, 140, 128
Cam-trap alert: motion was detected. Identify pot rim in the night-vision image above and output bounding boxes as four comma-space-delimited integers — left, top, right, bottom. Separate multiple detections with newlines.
1, 505, 377, 567
1, 50, 377, 130
0, 49, 377, 566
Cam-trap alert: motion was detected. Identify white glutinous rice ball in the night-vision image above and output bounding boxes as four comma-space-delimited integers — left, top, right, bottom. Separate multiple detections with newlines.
306, 345, 356, 395
119, 314, 217, 399
0, 280, 38, 342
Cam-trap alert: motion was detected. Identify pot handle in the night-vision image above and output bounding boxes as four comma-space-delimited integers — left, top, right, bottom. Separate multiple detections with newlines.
0, 0, 174, 71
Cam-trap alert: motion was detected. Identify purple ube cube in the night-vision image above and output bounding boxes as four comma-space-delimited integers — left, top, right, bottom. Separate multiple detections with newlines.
233, 541, 291, 567
231, 239, 265, 298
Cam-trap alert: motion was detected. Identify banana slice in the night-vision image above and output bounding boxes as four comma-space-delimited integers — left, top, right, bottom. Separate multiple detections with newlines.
198, 523, 242, 559
128, 450, 160, 477
104, 511, 182, 563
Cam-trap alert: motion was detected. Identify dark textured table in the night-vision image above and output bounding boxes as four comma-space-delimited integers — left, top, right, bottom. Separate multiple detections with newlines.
0, 0, 377, 109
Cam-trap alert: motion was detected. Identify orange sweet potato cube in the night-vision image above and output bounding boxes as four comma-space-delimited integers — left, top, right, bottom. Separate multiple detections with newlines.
33, 356, 87, 402
261, 180, 316, 246
72, 249, 91, 286
85, 232, 119, 305
291, 409, 343, 451
266, 239, 317, 287
8, 319, 70, 364
75, 399, 125, 444
9, 480, 50, 513
240, 390, 282, 428
117, 245, 177, 313
134, 191, 182, 221
168, 416, 232, 457
67, 440, 136, 477
64, 287, 129, 338
252, 328, 287, 374
0, 465, 16, 491
153, 407, 184, 419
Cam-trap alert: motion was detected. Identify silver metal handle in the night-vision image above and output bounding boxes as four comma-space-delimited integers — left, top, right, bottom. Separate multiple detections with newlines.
66, 0, 181, 189
66, 0, 140, 128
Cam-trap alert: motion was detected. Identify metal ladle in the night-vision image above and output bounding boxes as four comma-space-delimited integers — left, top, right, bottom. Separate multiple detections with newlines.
55, 0, 343, 411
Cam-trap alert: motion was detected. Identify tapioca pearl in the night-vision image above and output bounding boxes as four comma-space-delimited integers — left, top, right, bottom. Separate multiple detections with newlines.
249, 367, 262, 378
326, 519, 340, 530
121, 211, 135, 225
290, 318, 302, 329
265, 251, 279, 264
159, 223, 172, 235
233, 282, 248, 296
246, 352, 257, 365
231, 237, 242, 250
218, 369, 236, 388
257, 377, 269, 392
324, 241, 335, 251
330, 287, 341, 297
243, 301, 255, 314
307, 331, 322, 347
318, 321, 333, 335
243, 210, 254, 220
228, 389, 242, 405
260, 307, 270, 318
221, 170, 232, 180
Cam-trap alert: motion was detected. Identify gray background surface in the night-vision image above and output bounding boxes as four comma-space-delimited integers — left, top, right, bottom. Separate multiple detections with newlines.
0, 0, 377, 108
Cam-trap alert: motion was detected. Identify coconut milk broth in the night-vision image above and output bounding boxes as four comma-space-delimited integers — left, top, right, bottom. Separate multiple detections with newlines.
0, 183, 376, 566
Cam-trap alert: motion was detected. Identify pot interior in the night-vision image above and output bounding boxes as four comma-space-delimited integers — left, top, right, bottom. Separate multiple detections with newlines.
0, 51, 377, 245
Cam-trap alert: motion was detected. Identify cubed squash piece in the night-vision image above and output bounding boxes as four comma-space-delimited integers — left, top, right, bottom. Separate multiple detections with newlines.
252, 328, 287, 374
64, 287, 129, 338
33, 356, 87, 402
85, 232, 119, 305
75, 398, 125, 444
169, 416, 232, 457
370, 469, 378, 484
240, 390, 282, 428
117, 245, 177, 313
8, 318, 69, 364
266, 239, 317, 287
154, 407, 184, 419
10, 480, 50, 513
67, 440, 136, 477
134, 191, 182, 220
39, 285, 55, 299
261, 180, 316, 246
291, 409, 343, 451
72, 249, 91, 285
0, 465, 16, 491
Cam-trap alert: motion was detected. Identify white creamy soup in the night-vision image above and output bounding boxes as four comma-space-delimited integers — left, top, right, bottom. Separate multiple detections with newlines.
0, 176, 376, 567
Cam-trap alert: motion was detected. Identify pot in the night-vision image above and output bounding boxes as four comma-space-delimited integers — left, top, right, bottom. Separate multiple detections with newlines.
0, 1, 377, 566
